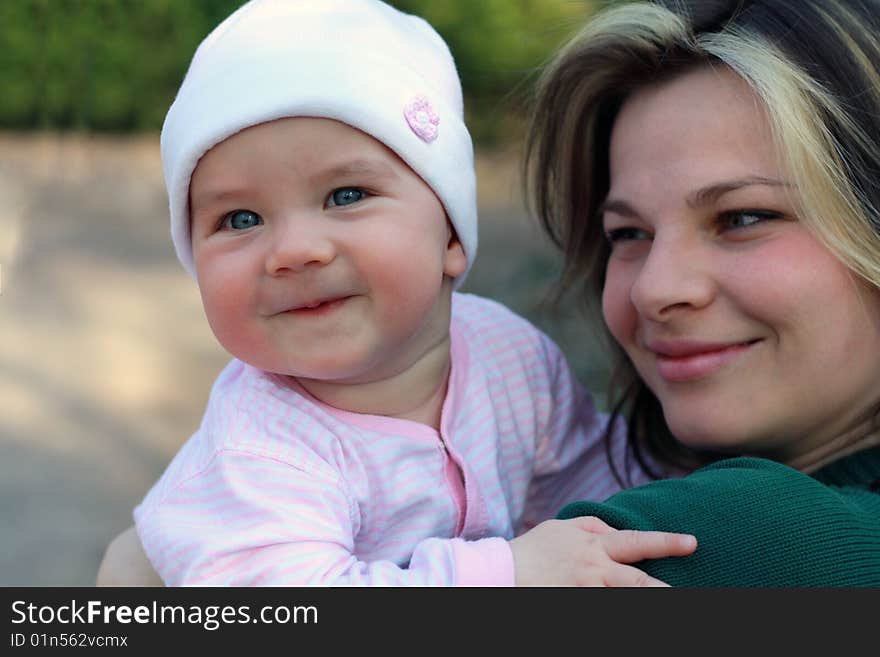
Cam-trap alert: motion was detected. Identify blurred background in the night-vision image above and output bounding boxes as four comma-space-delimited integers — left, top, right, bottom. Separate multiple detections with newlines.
0, 0, 617, 585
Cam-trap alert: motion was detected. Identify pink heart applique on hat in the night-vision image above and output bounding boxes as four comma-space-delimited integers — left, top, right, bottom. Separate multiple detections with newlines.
404, 96, 440, 142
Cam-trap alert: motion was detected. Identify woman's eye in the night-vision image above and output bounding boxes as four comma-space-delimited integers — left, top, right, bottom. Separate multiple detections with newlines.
327, 187, 367, 208
222, 210, 262, 230
721, 209, 781, 230
605, 227, 651, 244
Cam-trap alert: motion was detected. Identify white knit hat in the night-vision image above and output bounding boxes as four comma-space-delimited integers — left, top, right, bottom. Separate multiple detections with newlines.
161, 0, 478, 287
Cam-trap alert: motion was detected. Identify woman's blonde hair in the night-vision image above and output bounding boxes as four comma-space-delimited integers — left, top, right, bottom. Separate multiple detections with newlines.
525, 0, 880, 481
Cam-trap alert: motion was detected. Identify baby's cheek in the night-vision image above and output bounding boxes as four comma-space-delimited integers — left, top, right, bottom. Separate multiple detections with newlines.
200, 282, 256, 351
374, 267, 447, 331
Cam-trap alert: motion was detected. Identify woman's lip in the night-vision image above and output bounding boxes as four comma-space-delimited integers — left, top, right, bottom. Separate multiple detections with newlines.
650, 339, 761, 382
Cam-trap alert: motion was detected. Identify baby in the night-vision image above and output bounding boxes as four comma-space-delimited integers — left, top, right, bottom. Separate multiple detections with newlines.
133, 0, 694, 586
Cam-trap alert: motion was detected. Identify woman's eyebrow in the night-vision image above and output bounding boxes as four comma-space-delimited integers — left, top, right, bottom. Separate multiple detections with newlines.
686, 176, 792, 208
599, 176, 793, 219
598, 198, 641, 219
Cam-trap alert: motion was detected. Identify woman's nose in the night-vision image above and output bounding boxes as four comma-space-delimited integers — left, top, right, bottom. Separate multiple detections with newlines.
264, 214, 336, 275
629, 235, 716, 321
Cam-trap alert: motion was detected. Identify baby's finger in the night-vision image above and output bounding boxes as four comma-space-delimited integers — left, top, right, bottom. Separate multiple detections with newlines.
603, 530, 697, 563
603, 564, 671, 588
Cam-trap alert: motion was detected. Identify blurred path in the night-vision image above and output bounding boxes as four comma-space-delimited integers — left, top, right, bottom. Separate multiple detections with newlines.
0, 132, 609, 585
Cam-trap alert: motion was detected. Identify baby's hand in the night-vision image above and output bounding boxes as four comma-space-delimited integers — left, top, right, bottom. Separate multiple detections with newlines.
509, 516, 696, 586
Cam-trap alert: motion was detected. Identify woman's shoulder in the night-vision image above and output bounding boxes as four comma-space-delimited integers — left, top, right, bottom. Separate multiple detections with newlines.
558, 452, 880, 586
563, 452, 880, 524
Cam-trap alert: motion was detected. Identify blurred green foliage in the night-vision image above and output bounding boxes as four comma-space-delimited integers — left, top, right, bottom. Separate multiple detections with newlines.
0, 0, 596, 143
392, 0, 594, 142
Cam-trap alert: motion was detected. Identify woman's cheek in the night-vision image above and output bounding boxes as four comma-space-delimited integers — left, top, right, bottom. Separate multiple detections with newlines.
602, 262, 636, 347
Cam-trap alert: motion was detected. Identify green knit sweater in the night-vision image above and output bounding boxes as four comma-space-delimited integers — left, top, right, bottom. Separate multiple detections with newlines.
557, 447, 880, 586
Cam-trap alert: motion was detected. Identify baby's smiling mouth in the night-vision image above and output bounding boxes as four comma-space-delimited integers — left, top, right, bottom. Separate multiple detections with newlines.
280, 295, 354, 316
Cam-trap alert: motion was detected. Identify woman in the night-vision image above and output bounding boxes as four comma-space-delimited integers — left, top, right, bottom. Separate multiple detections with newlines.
99, 0, 880, 586
526, 0, 880, 585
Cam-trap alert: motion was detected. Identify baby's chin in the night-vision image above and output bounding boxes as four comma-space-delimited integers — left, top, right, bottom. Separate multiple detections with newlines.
244, 355, 391, 385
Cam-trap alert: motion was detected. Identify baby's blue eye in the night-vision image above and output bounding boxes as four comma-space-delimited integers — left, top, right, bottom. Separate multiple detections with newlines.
328, 188, 366, 207
224, 210, 262, 230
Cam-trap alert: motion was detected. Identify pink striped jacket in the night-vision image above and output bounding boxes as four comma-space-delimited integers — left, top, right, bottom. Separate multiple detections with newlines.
134, 293, 648, 585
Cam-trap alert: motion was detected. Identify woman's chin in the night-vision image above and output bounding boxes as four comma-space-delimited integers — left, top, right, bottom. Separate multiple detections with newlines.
664, 416, 749, 454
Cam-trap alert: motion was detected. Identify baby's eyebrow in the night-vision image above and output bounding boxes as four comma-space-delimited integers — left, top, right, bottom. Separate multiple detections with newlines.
310, 158, 401, 184
190, 157, 402, 211
191, 187, 249, 210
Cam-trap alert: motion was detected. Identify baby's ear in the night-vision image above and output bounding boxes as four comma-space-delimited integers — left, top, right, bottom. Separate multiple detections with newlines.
443, 223, 468, 278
